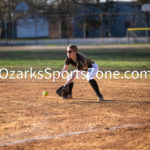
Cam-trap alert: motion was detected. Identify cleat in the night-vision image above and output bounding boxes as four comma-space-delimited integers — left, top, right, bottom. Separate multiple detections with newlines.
98, 95, 104, 101
62, 96, 68, 99
62, 94, 72, 99
68, 94, 72, 99
62, 94, 69, 99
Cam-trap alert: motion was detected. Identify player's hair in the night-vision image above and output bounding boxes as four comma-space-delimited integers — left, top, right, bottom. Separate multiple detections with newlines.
67, 44, 78, 53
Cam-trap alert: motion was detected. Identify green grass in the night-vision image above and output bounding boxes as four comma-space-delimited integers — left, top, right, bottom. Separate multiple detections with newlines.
0, 48, 150, 71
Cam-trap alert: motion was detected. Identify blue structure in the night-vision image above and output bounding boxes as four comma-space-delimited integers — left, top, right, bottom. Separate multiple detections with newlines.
72, 2, 148, 38
17, 15, 49, 38
1, 2, 148, 39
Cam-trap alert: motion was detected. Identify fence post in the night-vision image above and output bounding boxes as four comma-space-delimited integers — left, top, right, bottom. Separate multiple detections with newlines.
127, 28, 129, 44
83, 22, 86, 38
100, 14, 103, 38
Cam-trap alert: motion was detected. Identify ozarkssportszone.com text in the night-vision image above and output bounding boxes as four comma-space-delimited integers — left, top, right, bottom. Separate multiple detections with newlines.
0, 68, 150, 81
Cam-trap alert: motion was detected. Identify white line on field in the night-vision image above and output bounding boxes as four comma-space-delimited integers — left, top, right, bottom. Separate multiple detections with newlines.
0, 122, 150, 147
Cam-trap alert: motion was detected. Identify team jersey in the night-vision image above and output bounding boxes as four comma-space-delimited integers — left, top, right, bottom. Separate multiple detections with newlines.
65, 53, 94, 71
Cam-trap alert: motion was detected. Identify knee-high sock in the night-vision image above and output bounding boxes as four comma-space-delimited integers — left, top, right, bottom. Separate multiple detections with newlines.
89, 79, 102, 97
68, 82, 74, 94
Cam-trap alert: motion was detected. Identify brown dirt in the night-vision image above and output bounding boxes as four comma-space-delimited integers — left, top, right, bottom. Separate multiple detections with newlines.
0, 78, 150, 150
0, 44, 150, 51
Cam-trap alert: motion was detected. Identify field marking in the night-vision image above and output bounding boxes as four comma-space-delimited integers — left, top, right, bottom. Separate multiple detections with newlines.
0, 122, 150, 147
108, 122, 150, 131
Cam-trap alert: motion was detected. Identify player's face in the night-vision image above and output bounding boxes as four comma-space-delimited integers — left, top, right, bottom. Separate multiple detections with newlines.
66, 47, 75, 58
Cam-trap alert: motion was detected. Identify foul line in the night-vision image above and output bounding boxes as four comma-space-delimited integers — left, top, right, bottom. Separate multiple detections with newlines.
0, 122, 150, 147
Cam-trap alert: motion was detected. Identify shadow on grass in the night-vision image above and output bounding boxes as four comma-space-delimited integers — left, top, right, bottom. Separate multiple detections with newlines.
0, 49, 150, 61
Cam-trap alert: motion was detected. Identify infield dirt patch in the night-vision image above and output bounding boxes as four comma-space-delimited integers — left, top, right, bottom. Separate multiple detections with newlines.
0, 78, 150, 149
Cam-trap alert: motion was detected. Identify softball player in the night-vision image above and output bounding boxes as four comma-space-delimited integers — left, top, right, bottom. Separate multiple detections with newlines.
61, 44, 104, 101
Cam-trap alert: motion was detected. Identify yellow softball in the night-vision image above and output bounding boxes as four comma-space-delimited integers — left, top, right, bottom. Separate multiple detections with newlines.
43, 91, 48, 96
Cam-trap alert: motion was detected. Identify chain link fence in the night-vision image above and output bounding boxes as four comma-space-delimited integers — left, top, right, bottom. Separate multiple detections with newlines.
0, 11, 149, 44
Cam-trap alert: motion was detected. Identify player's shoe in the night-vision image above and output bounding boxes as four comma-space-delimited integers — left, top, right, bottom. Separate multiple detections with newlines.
62, 94, 72, 99
98, 95, 104, 101
62, 95, 68, 99
68, 94, 72, 99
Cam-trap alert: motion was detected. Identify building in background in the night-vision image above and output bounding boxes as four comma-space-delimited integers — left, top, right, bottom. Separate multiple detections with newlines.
17, 15, 49, 38
0, 0, 149, 39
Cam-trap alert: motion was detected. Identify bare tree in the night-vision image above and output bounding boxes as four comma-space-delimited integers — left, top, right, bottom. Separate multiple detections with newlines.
0, 0, 28, 39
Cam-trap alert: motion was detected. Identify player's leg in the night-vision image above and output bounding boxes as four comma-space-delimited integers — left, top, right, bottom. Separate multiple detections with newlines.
68, 82, 74, 98
89, 79, 103, 100
64, 70, 77, 86
64, 70, 79, 98
87, 63, 104, 101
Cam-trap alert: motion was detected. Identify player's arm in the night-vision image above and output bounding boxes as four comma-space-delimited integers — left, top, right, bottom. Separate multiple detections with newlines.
60, 57, 70, 74
60, 65, 69, 76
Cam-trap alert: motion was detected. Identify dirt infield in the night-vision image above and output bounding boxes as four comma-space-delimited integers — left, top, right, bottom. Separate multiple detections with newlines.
0, 44, 150, 51
0, 78, 150, 150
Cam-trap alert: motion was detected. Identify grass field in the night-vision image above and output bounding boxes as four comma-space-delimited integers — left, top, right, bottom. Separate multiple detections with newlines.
0, 46, 150, 71
0, 44, 150, 150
